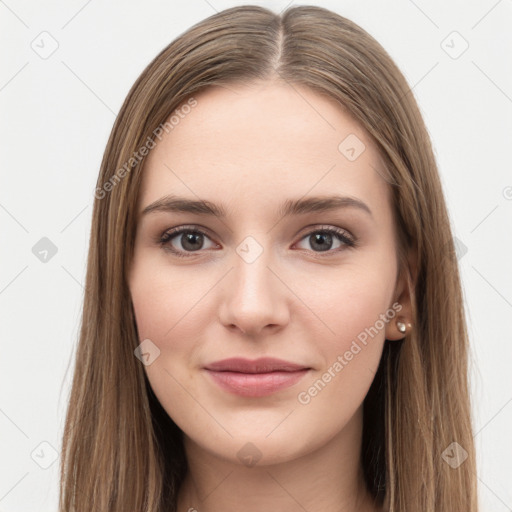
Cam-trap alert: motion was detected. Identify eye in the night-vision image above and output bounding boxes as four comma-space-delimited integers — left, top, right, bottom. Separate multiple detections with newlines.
294, 226, 356, 253
158, 224, 357, 258
159, 226, 217, 258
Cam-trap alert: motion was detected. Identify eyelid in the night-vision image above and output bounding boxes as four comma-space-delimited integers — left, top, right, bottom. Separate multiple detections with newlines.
160, 224, 215, 241
295, 224, 355, 243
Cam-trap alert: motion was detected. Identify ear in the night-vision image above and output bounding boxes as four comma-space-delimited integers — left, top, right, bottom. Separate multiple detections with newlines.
385, 248, 417, 341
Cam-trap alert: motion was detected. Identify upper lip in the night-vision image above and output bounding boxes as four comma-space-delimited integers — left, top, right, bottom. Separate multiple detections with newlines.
204, 357, 310, 374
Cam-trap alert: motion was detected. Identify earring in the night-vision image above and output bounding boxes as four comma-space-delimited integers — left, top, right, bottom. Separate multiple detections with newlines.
396, 320, 407, 334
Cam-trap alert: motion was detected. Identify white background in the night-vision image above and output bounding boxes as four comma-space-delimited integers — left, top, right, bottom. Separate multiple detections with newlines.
1, 1, 511, 510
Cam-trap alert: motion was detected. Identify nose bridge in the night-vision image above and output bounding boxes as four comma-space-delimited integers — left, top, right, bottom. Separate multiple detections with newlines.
232, 234, 276, 300
219, 233, 288, 333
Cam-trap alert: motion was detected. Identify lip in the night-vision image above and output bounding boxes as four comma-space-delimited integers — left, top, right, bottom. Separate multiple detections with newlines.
204, 357, 309, 373
203, 357, 311, 397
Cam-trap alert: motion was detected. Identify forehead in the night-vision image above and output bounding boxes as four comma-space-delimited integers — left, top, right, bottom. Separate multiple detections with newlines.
138, 81, 391, 220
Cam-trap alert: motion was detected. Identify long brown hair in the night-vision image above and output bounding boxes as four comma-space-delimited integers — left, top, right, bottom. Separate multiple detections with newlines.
59, 5, 479, 511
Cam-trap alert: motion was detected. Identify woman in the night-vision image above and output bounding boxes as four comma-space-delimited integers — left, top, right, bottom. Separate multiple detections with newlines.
59, 5, 479, 511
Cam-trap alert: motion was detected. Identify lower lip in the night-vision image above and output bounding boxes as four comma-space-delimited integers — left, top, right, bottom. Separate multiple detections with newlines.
204, 369, 310, 397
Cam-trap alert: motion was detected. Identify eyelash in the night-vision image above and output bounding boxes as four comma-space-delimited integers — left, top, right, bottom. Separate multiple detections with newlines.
157, 224, 357, 259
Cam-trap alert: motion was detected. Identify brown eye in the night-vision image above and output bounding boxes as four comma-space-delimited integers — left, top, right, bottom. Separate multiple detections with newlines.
294, 227, 355, 253
159, 227, 216, 257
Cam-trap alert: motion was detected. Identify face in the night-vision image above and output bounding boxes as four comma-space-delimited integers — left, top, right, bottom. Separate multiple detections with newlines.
128, 81, 408, 466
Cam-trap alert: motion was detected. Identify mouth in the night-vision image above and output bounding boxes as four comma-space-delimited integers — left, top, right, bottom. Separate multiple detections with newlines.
203, 357, 311, 397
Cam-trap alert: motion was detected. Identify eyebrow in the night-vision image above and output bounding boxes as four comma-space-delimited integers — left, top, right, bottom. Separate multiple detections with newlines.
141, 194, 372, 218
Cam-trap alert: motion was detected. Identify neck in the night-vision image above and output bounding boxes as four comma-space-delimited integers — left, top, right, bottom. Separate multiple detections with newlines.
176, 405, 383, 512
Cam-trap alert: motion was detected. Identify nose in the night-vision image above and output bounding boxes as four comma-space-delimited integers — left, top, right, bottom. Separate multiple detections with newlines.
218, 242, 290, 337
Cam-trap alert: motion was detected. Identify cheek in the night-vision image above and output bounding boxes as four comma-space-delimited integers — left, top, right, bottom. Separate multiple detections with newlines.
293, 262, 394, 405
129, 260, 211, 346
296, 259, 395, 343
129, 264, 211, 429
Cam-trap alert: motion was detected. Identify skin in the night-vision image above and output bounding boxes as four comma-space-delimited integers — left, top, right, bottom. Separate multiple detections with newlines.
128, 80, 413, 512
